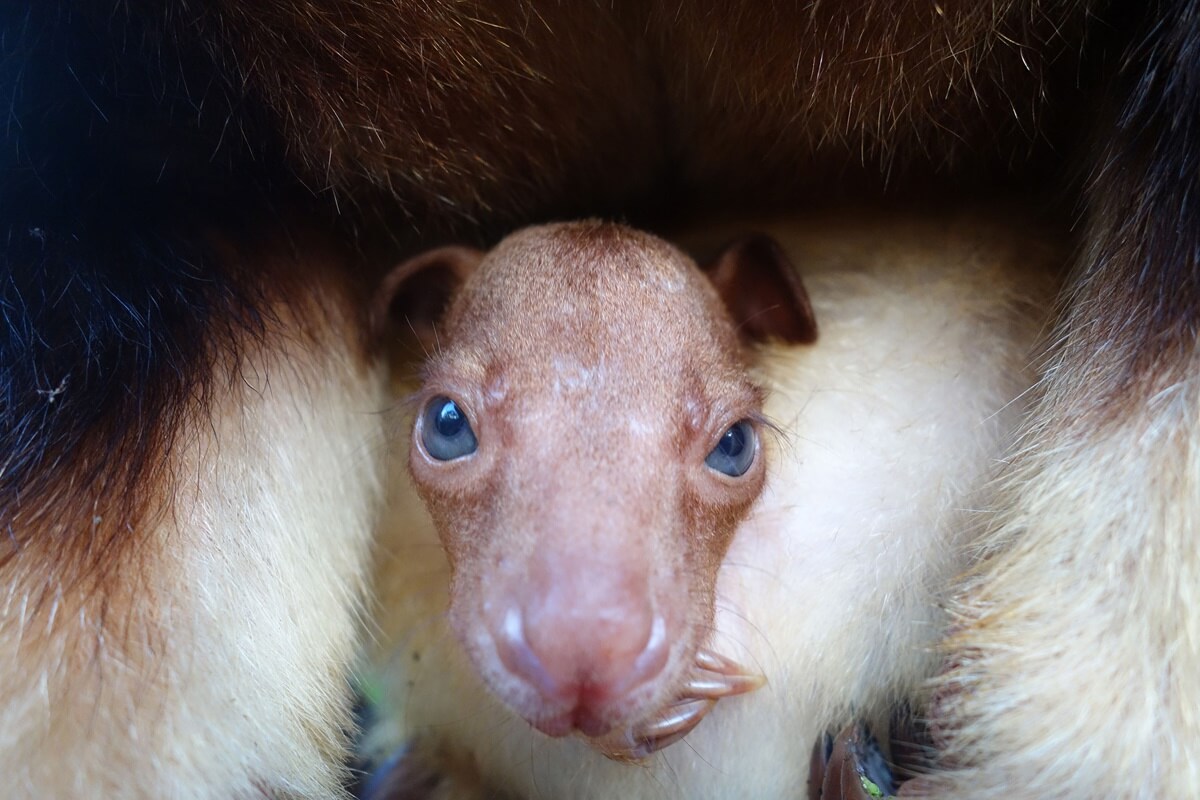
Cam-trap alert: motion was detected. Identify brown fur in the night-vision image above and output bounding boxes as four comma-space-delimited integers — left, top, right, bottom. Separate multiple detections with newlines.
197, 1, 1089, 225
195, 3, 663, 227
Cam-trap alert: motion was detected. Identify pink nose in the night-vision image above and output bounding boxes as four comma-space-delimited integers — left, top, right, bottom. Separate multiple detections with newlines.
489, 584, 670, 736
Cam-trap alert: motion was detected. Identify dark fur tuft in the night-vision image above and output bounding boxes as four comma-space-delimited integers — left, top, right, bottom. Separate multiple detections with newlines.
0, 2, 276, 585
1058, 0, 1200, 421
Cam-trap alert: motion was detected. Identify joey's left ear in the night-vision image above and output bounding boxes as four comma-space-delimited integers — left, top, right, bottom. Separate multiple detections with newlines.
703, 234, 817, 345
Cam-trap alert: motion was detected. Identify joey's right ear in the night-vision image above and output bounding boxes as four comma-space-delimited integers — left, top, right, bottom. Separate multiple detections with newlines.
371, 245, 483, 350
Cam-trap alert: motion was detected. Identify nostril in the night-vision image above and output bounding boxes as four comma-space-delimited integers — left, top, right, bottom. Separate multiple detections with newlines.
589, 609, 668, 696
622, 614, 669, 692
493, 605, 560, 697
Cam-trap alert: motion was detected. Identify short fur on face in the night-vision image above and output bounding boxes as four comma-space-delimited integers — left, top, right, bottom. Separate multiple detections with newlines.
377, 220, 814, 744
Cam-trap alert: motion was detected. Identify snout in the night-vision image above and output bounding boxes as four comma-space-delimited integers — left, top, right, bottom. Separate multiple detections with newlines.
481, 548, 672, 737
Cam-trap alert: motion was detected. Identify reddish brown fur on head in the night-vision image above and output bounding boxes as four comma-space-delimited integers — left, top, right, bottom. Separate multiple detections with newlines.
379, 221, 814, 741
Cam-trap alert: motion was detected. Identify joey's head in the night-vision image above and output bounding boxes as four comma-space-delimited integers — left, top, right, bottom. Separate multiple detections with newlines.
376, 221, 816, 751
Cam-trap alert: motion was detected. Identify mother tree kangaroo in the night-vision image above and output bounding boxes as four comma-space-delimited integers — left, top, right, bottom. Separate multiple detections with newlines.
1, 2, 1194, 798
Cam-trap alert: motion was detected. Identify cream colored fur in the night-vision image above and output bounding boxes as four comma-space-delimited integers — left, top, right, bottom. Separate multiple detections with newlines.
0, 300, 386, 798
930, 323, 1200, 796
364, 213, 1061, 798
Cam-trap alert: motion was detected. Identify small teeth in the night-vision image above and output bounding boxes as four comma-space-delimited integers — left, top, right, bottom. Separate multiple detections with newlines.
594, 648, 765, 762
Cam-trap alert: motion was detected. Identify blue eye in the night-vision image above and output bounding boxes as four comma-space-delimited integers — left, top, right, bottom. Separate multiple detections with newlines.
421, 396, 477, 460
705, 421, 756, 477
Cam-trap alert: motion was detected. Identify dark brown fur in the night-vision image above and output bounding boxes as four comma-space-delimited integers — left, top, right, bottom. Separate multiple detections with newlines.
194, 2, 1092, 222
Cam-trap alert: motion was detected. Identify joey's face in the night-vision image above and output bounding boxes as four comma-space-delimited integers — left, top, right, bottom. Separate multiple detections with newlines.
405, 222, 769, 741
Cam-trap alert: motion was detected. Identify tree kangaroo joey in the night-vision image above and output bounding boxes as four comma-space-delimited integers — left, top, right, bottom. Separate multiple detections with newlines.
363, 215, 1060, 799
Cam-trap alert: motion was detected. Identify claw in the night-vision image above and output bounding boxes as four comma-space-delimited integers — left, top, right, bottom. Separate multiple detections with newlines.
640, 697, 717, 740
684, 648, 766, 699
593, 648, 765, 762
596, 698, 717, 762
681, 671, 765, 698
693, 647, 741, 673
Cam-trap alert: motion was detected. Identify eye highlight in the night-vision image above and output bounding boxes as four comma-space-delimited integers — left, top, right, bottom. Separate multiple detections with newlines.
421, 396, 478, 461
705, 420, 756, 477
